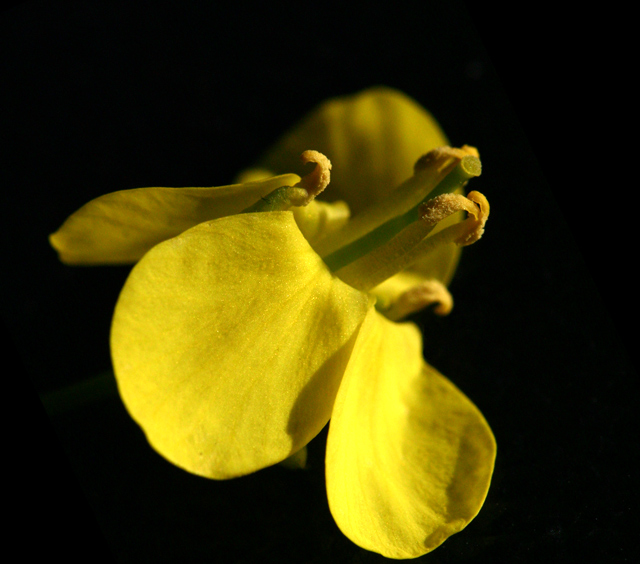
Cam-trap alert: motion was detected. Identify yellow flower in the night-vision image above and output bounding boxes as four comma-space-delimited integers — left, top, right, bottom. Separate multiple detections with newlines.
50, 87, 496, 559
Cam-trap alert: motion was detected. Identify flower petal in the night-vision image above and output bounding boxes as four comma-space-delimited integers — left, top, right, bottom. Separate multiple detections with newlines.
292, 199, 351, 245
326, 309, 496, 558
111, 211, 371, 479
255, 87, 449, 214
49, 174, 300, 264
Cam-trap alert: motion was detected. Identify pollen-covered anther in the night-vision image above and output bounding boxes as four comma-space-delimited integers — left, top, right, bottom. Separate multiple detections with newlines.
456, 190, 489, 246
420, 190, 489, 246
420, 193, 478, 225
296, 150, 332, 205
383, 280, 454, 321
414, 145, 479, 175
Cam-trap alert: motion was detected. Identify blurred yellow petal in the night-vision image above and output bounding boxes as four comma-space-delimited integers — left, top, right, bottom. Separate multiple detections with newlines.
49, 174, 300, 264
292, 199, 351, 245
255, 87, 449, 214
376, 278, 453, 321
111, 212, 371, 479
371, 271, 429, 310
234, 167, 275, 183
326, 309, 496, 559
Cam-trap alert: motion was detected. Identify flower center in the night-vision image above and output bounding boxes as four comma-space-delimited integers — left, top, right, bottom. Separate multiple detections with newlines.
242, 146, 489, 294
334, 188, 488, 292
321, 155, 481, 273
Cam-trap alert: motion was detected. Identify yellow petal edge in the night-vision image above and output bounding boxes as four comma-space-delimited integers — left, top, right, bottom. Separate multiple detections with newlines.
111, 211, 372, 479
326, 308, 496, 558
50, 174, 300, 264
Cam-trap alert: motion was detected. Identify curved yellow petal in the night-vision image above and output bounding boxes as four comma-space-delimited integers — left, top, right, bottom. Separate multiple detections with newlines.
326, 309, 496, 558
111, 211, 371, 479
49, 174, 300, 264
234, 167, 275, 183
292, 199, 351, 245
255, 87, 449, 215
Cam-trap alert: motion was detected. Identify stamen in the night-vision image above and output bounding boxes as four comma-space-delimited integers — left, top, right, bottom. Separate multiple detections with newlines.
314, 146, 479, 257
323, 155, 481, 273
242, 150, 331, 213
414, 145, 479, 174
295, 150, 332, 205
334, 189, 489, 291
332, 217, 436, 291
420, 190, 489, 246
380, 280, 454, 321
420, 193, 479, 226
456, 191, 489, 245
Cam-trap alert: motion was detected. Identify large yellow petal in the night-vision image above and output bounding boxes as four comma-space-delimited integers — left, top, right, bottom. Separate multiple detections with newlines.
49, 174, 300, 264
111, 211, 371, 479
326, 309, 496, 558
255, 87, 449, 215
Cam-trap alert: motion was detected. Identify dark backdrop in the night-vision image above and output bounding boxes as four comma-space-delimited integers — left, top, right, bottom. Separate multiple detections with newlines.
1, 2, 635, 563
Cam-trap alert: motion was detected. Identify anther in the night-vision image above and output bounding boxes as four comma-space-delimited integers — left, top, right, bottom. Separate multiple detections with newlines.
420, 193, 478, 226
316, 146, 479, 259
242, 150, 332, 213
381, 279, 454, 321
453, 191, 489, 246
296, 150, 332, 205
414, 145, 479, 174
419, 190, 489, 246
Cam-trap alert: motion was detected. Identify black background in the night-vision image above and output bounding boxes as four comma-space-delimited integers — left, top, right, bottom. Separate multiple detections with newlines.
1, 1, 636, 563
